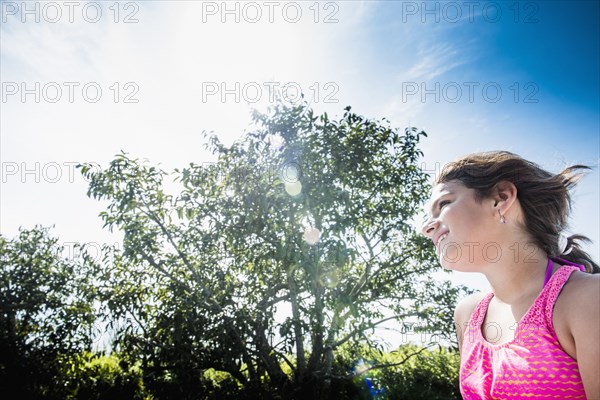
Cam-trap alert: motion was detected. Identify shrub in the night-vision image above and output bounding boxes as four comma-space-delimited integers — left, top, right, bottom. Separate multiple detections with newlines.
62, 352, 147, 400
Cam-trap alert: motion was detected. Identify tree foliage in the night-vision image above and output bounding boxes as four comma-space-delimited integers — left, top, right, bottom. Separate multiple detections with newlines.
1, 102, 471, 399
0, 227, 97, 399
77, 102, 468, 398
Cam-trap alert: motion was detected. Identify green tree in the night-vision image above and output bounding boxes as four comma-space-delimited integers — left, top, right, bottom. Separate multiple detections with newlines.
80, 102, 469, 399
0, 226, 98, 399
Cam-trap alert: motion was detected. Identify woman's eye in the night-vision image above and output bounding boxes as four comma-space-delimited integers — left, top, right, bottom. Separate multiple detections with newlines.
439, 200, 450, 209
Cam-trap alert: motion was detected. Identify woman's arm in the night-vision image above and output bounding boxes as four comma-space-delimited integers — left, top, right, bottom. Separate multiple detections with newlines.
568, 274, 600, 399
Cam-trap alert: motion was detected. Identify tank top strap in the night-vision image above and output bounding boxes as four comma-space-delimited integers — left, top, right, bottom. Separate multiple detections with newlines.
467, 258, 584, 332
467, 292, 494, 327
522, 259, 584, 332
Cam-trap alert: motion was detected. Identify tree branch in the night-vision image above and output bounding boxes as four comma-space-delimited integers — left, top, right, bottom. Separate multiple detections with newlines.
353, 343, 436, 376
332, 313, 419, 348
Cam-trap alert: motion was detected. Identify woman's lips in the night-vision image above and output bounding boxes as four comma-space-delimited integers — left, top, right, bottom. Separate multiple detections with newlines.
435, 232, 449, 249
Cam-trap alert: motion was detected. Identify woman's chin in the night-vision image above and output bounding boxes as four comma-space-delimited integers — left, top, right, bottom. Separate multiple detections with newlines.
438, 257, 452, 270
440, 262, 455, 271
438, 256, 465, 271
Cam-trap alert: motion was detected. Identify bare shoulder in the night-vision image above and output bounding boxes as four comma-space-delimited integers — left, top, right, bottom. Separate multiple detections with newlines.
556, 271, 600, 397
454, 291, 487, 353
454, 291, 487, 323
554, 271, 600, 357
557, 271, 600, 309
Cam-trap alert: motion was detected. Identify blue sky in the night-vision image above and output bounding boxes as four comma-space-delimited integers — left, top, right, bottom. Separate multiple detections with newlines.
1, 1, 599, 345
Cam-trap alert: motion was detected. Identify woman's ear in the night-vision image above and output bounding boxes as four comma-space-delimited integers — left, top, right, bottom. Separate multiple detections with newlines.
493, 181, 517, 212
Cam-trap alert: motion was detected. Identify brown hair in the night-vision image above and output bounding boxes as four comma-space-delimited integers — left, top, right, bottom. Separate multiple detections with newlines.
436, 150, 599, 273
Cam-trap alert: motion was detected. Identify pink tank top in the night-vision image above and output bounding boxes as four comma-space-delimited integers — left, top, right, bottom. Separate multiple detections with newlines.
460, 258, 587, 399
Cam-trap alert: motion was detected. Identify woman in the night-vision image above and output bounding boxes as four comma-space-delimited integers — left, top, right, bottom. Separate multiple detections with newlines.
421, 151, 599, 399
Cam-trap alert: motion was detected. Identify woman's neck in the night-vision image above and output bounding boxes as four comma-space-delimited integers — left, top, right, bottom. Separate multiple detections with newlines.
481, 243, 550, 305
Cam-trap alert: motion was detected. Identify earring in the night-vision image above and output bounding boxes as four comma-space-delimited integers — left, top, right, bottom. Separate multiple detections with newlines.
498, 210, 506, 224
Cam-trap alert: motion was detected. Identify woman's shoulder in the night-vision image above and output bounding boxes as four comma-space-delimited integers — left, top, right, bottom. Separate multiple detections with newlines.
558, 271, 600, 399
553, 268, 599, 356
454, 291, 488, 324
454, 291, 488, 353
556, 268, 599, 311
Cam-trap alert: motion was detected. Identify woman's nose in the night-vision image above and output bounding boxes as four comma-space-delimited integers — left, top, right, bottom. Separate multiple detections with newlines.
421, 218, 438, 238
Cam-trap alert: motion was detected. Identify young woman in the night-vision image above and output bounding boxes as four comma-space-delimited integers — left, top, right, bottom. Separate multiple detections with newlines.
421, 151, 599, 399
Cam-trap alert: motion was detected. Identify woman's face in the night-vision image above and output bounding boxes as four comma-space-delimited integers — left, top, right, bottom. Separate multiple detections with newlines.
421, 180, 500, 271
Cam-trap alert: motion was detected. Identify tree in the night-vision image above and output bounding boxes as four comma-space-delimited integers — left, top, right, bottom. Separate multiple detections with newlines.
0, 226, 97, 399
80, 101, 469, 399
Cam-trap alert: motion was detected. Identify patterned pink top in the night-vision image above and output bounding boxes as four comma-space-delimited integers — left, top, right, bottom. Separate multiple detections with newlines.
460, 258, 587, 399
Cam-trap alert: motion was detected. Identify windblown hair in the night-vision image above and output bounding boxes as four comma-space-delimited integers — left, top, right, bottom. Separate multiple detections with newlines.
436, 150, 599, 273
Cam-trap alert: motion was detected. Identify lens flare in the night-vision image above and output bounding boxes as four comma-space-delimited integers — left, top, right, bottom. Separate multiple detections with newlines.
302, 226, 320, 245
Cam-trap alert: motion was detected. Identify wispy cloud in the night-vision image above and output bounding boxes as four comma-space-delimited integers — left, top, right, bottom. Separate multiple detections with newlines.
405, 42, 469, 81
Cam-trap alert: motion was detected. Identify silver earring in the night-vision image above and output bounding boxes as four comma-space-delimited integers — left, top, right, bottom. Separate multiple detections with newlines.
498, 210, 506, 224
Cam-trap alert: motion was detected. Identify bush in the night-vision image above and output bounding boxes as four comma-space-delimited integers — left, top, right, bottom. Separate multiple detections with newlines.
50, 344, 459, 400
333, 343, 461, 400
62, 352, 148, 400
